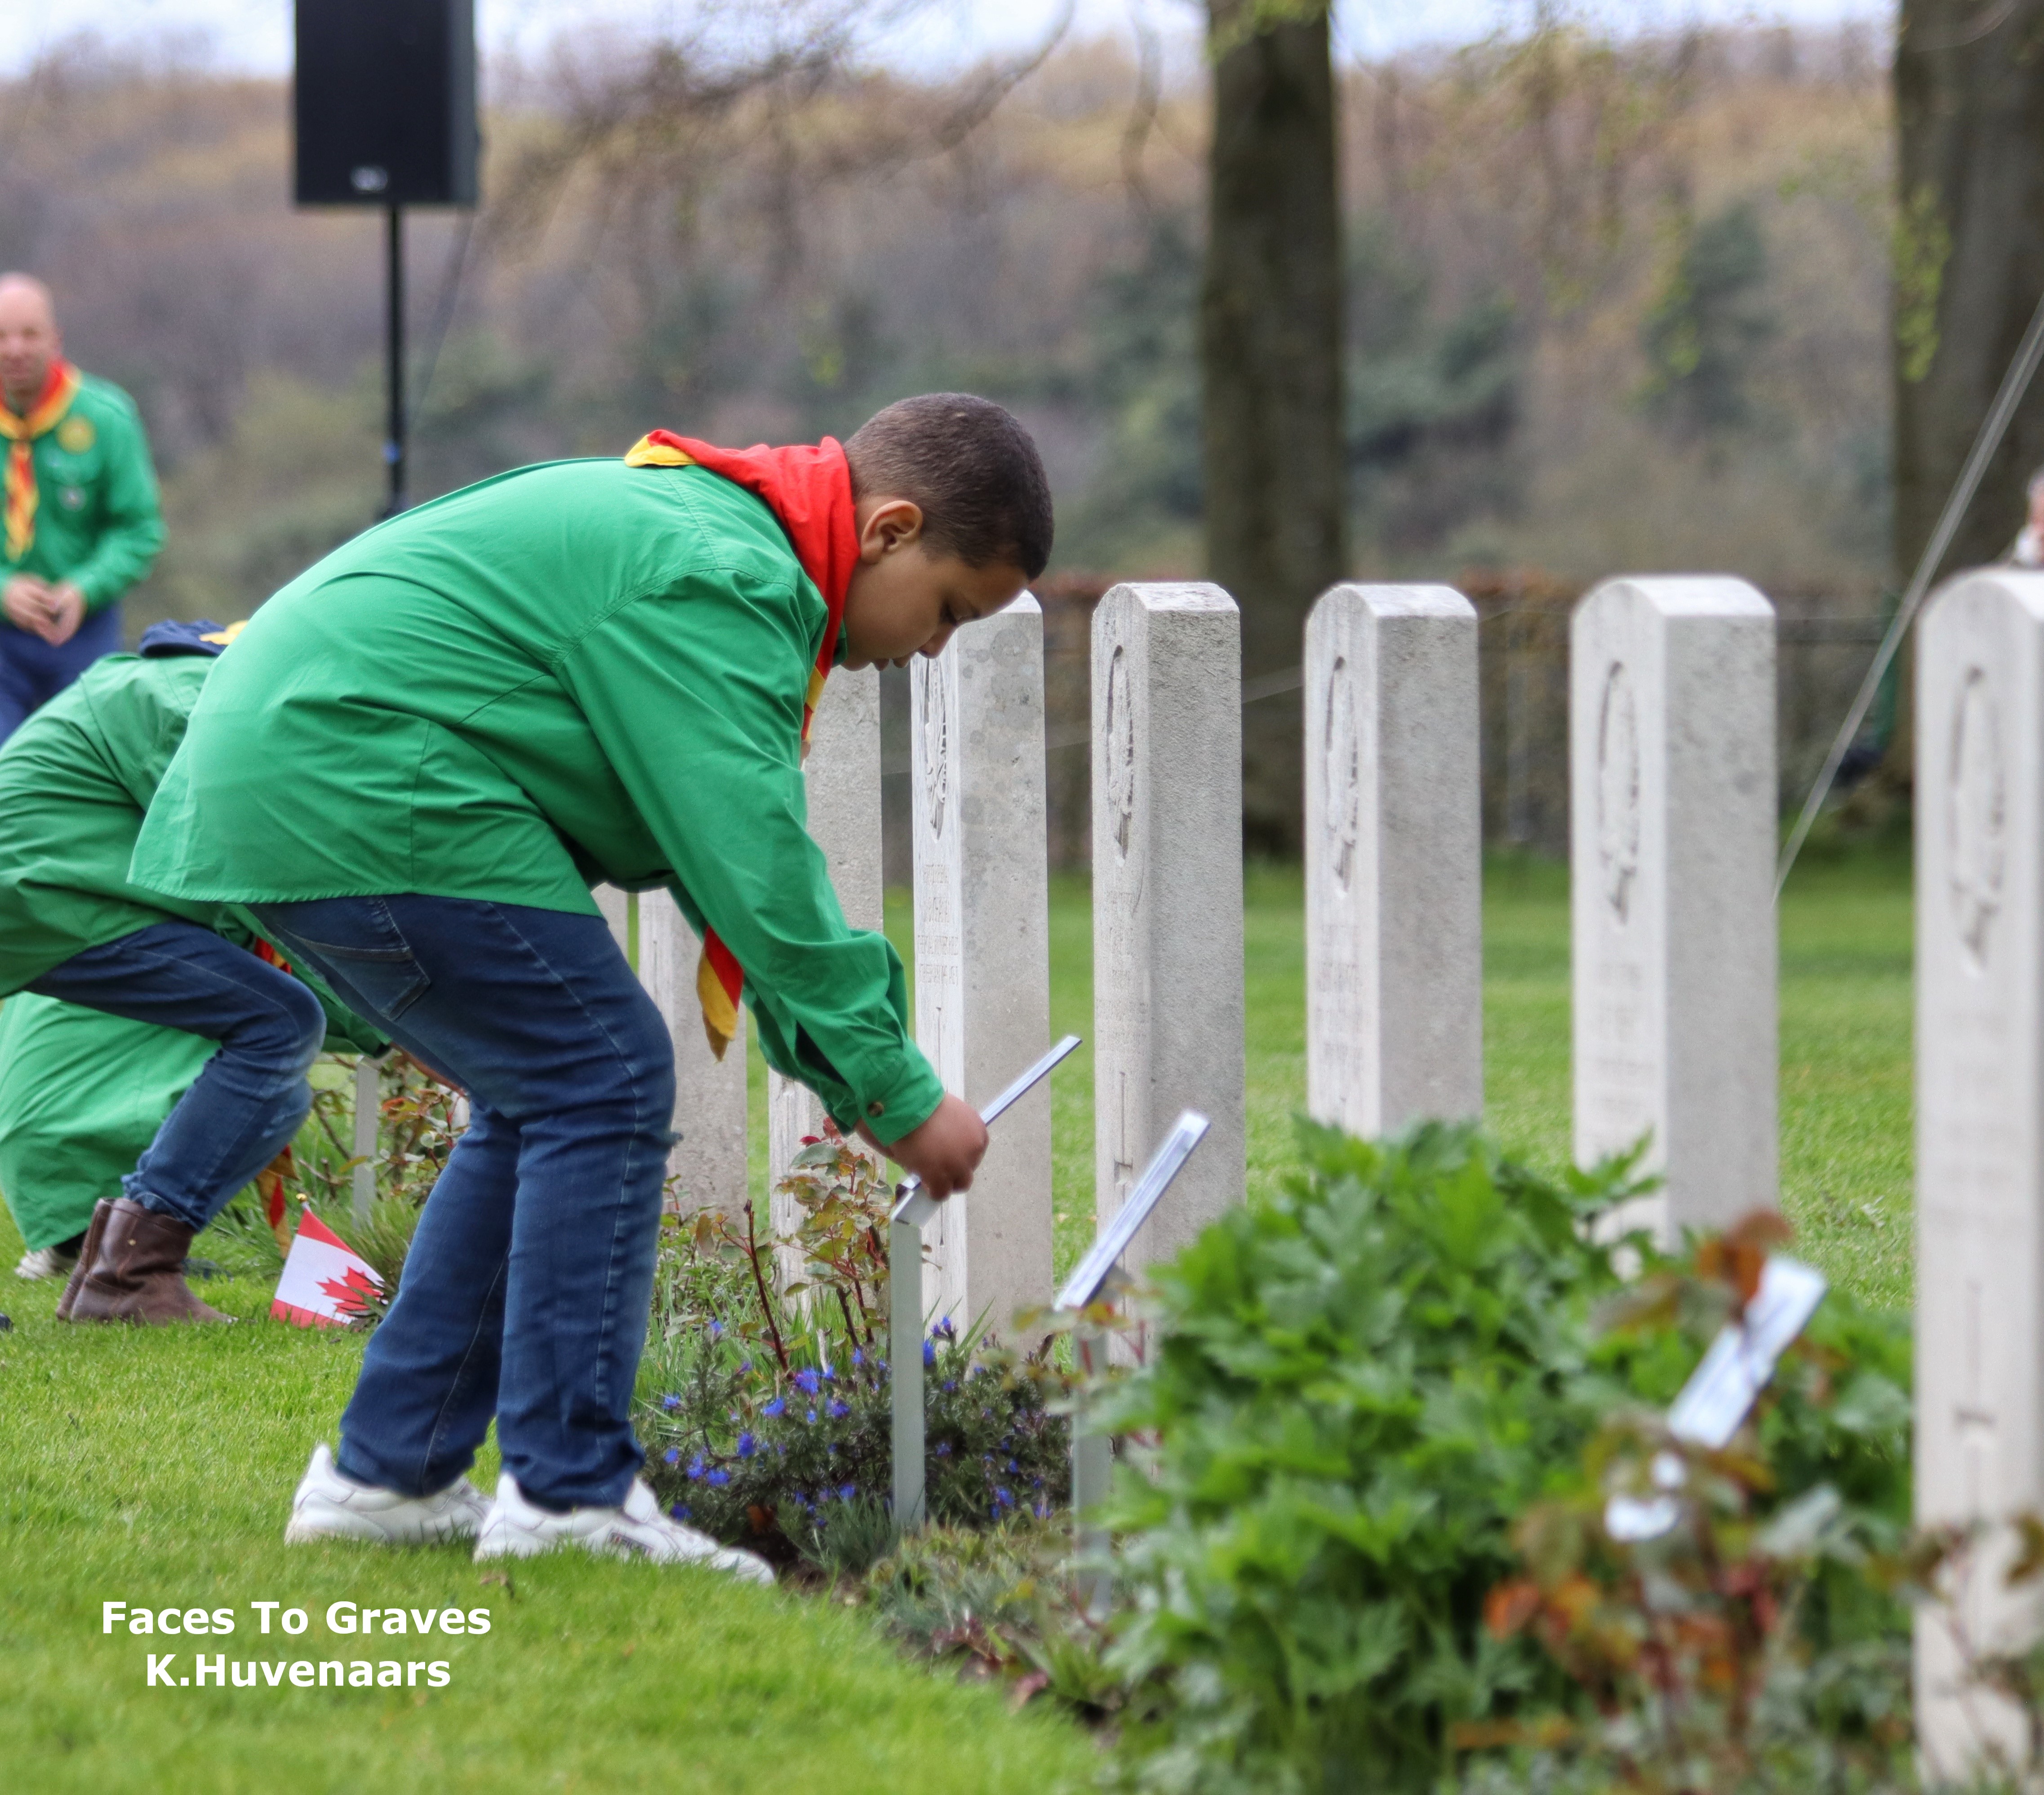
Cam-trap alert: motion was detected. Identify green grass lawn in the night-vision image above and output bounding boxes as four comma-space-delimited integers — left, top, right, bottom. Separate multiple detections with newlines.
0, 1260, 1095, 1794
824, 854, 1911, 1310
0, 852, 1911, 1790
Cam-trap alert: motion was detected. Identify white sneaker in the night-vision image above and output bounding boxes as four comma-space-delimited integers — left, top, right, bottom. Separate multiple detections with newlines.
473, 1471, 775, 1584
15, 1243, 78, 1281
284, 1442, 491, 1546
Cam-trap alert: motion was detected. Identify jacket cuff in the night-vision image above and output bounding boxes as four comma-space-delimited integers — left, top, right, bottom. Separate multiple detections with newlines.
832, 1051, 946, 1147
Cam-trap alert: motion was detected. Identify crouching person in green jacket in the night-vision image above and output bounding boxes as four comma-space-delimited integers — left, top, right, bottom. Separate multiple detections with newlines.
129, 394, 1049, 1577
0, 620, 378, 1324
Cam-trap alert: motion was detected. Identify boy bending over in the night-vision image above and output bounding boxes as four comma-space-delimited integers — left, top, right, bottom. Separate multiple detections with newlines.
132, 394, 1050, 1578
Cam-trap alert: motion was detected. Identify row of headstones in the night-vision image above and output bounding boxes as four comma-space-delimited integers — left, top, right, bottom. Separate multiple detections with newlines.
596, 572, 1789, 1333
591, 561, 2040, 1773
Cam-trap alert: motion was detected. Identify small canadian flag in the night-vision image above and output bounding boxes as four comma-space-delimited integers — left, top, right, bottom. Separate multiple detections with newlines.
271, 1209, 384, 1329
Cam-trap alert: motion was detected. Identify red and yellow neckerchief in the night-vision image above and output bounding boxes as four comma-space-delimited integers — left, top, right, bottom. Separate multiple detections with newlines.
623, 429, 859, 1058
0, 359, 80, 563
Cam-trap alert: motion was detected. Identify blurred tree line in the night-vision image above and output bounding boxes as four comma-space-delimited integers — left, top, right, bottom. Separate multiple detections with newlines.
0, 11, 1900, 846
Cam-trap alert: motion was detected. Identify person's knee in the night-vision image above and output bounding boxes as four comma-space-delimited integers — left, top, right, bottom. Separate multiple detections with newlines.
617, 990, 676, 1135
249, 973, 329, 1076
568, 988, 674, 1142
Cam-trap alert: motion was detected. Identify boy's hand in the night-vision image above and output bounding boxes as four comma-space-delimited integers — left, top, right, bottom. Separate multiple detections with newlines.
861, 1092, 988, 1201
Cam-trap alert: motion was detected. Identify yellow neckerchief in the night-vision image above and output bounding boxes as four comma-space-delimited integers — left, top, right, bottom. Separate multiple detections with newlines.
0, 361, 81, 563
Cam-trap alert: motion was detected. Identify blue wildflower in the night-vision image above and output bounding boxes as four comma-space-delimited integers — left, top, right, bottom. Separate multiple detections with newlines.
922, 1339, 936, 1368
838, 1484, 856, 1502
707, 1468, 731, 1487
671, 1503, 693, 1521
738, 1358, 753, 1374
851, 1349, 863, 1367
994, 1486, 1015, 1510
661, 1393, 682, 1411
806, 1408, 818, 1425
827, 1399, 849, 1419
686, 1454, 707, 1481
935, 1442, 952, 1458
821, 1362, 835, 1381
708, 1319, 723, 1340
663, 1448, 681, 1466
762, 1396, 786, 1418
935, 1317, 956, 1341
942, 1379, 957, 1392
737, 1432, 757, 1459
794, 1367, 822, 1395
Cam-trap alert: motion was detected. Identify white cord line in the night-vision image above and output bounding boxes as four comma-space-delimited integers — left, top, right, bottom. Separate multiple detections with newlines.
1775, 283, 2044, 900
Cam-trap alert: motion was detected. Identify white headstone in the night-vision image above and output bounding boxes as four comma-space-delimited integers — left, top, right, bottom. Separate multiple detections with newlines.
639, 889, 748, 1217
1914, 569, 2044, 1775
769, 668, 886, 1282
1305, 584, 1483, 1136
595, 884, 633, 960
911, 594, 1054, 1337
1569, 576, 1777, 1240
1092, 582, 1246, 1271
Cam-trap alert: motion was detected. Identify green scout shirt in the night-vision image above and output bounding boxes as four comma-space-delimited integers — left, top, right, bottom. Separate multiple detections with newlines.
0, 993, 213, 1250
0, 653, 384, 1051
132, 457, 944, 1143
3, 372, 164, 610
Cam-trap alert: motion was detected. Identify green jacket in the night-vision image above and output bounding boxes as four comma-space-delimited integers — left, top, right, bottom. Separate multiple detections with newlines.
0, 993, 213, 1250
132, 457, 943, 1143
2, 372, 164, 611
0, 652, 383, 1051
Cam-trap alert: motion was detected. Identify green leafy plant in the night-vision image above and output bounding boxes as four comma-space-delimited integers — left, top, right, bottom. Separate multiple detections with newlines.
1084, 1128, 1915, 1795
1093, 1121, 1654, 1794
1471, 1216, 1913, 1794
860, 1517, 1125, 1720
637, 1125, 1071, 1570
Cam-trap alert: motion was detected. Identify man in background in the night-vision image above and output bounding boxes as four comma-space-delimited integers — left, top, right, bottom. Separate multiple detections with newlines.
0, 274, 164, 740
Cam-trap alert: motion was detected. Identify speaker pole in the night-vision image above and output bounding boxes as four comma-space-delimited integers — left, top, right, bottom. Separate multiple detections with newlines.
382, 203, 407, 518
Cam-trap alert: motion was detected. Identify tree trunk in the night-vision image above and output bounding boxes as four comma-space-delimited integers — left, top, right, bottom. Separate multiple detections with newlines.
1201, 1, 1345, 856
1889, 0, 2044, 784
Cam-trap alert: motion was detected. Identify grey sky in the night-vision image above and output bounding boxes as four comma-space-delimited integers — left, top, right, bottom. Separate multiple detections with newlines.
0, 0, 1889, 79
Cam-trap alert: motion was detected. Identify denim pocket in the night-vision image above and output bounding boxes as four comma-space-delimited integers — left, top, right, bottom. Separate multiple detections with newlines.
256, 896, 432, 1024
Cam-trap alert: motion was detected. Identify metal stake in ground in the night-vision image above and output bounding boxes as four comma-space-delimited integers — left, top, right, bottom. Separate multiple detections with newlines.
351, 1055, 381, 1228
1057, 1110, 1211, 1609
888, 1034, 1082, 1531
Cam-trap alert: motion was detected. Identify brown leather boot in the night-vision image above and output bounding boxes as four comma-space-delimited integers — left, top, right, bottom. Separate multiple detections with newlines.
54, 1199, 114, 1322
64, 1199, 228, 1325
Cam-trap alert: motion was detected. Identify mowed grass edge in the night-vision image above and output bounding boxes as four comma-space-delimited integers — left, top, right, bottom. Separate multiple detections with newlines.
0, 1261, 1095, 1794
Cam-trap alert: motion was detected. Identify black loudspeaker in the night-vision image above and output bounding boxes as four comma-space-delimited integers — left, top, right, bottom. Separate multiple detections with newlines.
294, 0, 478, 207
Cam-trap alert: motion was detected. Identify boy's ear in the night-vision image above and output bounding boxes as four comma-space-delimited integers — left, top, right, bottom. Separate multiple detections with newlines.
854, 496, 924, 560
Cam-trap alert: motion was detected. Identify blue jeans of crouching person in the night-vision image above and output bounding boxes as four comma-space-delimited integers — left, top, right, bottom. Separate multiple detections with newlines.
252, 895, 674, 1514
27, 918, 329, 1323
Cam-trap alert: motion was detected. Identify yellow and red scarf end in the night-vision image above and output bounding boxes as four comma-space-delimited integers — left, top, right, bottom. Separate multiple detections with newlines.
696, 930, 744, 1059
624, 434, 694, 469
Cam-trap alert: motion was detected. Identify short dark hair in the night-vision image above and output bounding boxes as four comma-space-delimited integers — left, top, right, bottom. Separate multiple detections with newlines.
844, 393, 1053, 580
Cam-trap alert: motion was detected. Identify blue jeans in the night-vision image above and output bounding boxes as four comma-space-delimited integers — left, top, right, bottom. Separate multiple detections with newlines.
26, 921, 328, 1231
0, 604, 122, 742
251, 895, 674, 1512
